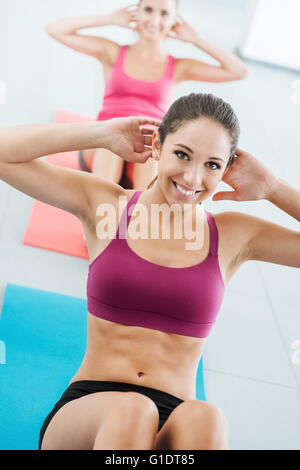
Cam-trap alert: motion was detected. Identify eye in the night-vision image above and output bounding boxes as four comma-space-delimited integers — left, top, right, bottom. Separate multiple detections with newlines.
162, 10, 169, 16
206, 162, 221, 170
174, 150, 189, 160
144, 6, 152, 13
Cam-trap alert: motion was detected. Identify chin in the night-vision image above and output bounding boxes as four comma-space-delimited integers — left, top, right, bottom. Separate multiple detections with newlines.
140, 29, 164, 40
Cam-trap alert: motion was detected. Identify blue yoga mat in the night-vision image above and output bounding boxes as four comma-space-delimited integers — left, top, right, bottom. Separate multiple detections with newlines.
0, 283, 206, 450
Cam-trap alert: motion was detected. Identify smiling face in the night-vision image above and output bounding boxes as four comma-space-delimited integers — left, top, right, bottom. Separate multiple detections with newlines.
137, 0, 177, 40
152, 118, 232, 206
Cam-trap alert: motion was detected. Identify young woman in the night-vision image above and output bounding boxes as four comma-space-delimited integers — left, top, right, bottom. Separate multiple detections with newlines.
0, 93, 299, 450
45, 0, 248, 189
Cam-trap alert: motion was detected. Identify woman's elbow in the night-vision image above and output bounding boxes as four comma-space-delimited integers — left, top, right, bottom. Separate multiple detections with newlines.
235, 65, 249, 80
45, 22, 58, 38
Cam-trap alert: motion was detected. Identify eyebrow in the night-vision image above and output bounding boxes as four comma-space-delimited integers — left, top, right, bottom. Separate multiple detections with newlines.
174, 143, 226, 162
145, 7, 169, 13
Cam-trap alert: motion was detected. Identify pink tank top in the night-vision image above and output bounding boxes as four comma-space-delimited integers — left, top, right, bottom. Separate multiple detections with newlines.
97, 45, 176, 121
87, 191, 226, 338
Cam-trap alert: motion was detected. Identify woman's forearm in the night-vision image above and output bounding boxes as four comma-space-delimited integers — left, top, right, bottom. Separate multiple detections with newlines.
0, 122, 107, 163
267, 178, 300, 222
45, 14, 114, 36
192, 36, 248, 79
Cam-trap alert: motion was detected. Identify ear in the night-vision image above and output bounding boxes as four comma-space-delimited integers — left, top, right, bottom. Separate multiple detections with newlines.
152, 130, 161, 158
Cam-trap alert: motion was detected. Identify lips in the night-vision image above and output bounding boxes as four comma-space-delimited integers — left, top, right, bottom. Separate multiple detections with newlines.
172, 180, 201, 192
171, 180, 202, 199
147, 28, 159, 34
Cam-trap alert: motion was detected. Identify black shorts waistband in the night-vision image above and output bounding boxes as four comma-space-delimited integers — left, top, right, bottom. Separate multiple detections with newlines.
67, 380, 184, 404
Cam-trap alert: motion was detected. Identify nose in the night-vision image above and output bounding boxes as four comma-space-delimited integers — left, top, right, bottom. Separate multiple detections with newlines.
183, 166, 204, 190
149, 13, 161, 27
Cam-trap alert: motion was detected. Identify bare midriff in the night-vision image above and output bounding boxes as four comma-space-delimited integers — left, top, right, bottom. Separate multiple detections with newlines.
70, 191, 241, 402
69, 313, 206, 401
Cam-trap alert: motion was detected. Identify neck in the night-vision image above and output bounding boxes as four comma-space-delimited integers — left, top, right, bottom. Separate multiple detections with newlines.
138, 186, 205, 246
132, 36, 167, 56
140, 185, 203, 230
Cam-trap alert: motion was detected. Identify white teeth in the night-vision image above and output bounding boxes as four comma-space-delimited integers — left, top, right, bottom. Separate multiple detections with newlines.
175, 183, 196, 196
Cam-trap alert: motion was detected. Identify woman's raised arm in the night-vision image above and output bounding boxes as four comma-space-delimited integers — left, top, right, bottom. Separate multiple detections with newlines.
170, 15, 248, 83
213, 149, 300, 268
246, 178, 300, 267
45, 6, 137, 61
0, 117, 160, 223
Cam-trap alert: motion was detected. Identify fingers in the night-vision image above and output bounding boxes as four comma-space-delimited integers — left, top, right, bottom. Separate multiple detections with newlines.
213, 191, 238, 201
126, 4, 139, 11
176, 14, 185, 23
143, 135, 153, 146
134, 149, 153, 163
140, 127, 158, 148
235, 148, 250, 157
140, 127, 153, 134
140, 126, 158, 136
234, 148, 255, 162
127, 4, 139, 17
138, 117, 162, 127
126, 4, 138, 25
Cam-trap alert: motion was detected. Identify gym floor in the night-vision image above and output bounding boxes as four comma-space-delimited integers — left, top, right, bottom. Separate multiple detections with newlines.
0, 0, 299, 449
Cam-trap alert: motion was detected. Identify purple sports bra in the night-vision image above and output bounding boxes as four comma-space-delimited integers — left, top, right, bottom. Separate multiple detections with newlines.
87, 191, 225, 338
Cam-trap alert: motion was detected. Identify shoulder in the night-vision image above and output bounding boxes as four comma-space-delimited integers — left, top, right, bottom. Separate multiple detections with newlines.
211, 210, 256, 227
213, 210, 300, 268
211, 209, 260, 237
173, 57, 187, 83
205, 210, 262, 283
210, 209, 284, 258
173, 57, 199, 83
209, 210, 260, 262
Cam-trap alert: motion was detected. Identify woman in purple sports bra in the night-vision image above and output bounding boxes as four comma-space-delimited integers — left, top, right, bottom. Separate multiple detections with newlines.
46, 0, 248, 189
1, 92, 299, 450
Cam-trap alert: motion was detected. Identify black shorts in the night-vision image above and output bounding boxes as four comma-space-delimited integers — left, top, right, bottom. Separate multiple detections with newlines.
39, 380, 185, 450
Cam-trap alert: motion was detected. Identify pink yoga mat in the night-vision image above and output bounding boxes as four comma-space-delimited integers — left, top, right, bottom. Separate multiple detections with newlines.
23, 109, 95, 259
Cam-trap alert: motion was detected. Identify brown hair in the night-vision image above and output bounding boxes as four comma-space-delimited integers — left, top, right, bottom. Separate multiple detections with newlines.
147, 92, 240, 189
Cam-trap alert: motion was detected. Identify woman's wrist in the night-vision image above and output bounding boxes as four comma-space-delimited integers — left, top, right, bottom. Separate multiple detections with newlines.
181, 30, 200, 45
94, 13, 116, 27
89, 121, 110, 151
190, 34, 204, 47
267, 178, 300, 222
105, 12, 120, 27
191, 35, 229, 63
266, 177, 287, 202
